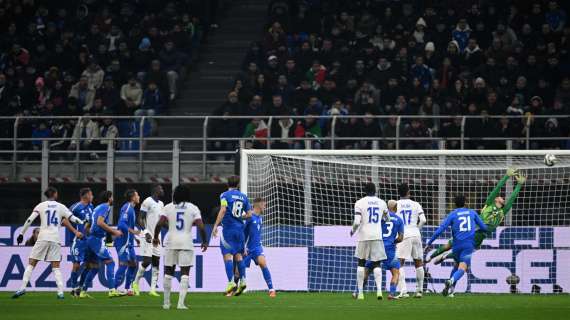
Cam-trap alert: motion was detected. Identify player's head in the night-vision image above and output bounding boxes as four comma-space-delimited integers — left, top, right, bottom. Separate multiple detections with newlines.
227, 175, 240, 189
494, 196, 505, 208
387, 199, 397, 213
253, 197, 266, 214
151, 184, 164, 198
398, 183, 410, 198
363, 182, 376, 196
98, 190, 113, 205
79, 187, 93, 203
173, 185, 191, 204
454, 194, 466, 208
44, 186, 58, 200
125, 189, 140, 205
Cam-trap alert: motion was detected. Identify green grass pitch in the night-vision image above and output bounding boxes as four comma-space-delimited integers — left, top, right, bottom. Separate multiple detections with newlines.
1, 292, 568, 320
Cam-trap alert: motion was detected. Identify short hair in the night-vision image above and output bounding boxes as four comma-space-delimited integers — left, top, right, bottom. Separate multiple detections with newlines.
124, 189, 138, 201
398, 183, 410, 197
454, 195, 466, 208
387, 199, 397, 212
173, 185, 191, 204
364, 182, 376, 195
151, 184, 162, 195
79, 187, 92, 198
97, 190, 113, 204
253, 198, 265, 205
227, 176, 240, 188
44, 186, 58, 199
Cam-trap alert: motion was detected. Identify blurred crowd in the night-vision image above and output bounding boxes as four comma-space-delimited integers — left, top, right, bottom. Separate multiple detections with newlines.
0, 0, 221, 156
210, 0, 570, 151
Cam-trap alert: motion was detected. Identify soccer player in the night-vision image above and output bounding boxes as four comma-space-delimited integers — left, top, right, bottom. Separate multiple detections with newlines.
355, 199, 404, 300
426, 195, 489, 297
153, 185, 208, 310
69, 188, 94, 297
395, 183, 426, 298
427, 169, 526, 264
243, 198, 276, 297
212, 175, 252, 296
351, 182, 387, 300
132, 184, 165, 296
114, 189, 141, 295
82, 190, 124, 297
12, 187, 85, 299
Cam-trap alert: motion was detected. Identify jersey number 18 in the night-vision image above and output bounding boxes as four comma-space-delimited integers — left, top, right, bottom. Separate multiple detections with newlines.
232, 201, 244, 218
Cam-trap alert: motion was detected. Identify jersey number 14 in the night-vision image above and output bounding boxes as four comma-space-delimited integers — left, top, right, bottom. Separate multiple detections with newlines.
46, 210, 59, 226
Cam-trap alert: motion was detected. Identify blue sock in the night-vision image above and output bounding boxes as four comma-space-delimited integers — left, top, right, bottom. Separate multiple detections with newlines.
82, 268, 98, 291
70, 270, 79, 289
106, 261, 116, 289
125, 266, 137, 290
261, 267, 273, 290
78, 268, 89, 288
115, 264, 127, 289
450, 266, 458, 279
237, 260, 246, 281
451, 269, 465, 285
224, 260, 234, 282
390, 283, 397, 295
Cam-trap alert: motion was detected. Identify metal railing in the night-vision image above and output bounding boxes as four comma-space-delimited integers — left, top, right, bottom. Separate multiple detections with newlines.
0, 115, 568, 181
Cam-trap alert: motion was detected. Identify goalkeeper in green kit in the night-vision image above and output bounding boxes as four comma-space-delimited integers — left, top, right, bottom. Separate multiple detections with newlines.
426, 168, 526, 264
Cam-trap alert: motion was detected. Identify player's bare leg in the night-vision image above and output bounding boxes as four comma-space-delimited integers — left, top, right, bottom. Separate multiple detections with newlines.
12, 258, 39, 299
177, 266, 191, 309
414, 259, 424, 298
387, 267, 400, 300
256, 256, 275, 297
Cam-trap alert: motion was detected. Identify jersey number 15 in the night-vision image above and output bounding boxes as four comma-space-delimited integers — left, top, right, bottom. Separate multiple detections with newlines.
367, 207, 380, 223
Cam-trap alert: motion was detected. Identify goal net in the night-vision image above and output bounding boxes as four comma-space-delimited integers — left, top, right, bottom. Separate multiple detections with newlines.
241, 150, 570, 294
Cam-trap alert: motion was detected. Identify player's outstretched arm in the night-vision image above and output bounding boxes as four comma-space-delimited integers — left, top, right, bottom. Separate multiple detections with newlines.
153, 216, 167, 247
17, 211, 39, 244
504, 173, 526, 214
427, 213, 453, 246
485, 171, 514, 206
62, 217, 83, 239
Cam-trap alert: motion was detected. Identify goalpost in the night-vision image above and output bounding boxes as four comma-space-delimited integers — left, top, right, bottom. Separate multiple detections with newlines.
241, 149, 570, 294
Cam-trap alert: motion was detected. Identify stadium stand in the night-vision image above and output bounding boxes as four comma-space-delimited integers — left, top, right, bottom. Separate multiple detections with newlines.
210, 0, 570, 151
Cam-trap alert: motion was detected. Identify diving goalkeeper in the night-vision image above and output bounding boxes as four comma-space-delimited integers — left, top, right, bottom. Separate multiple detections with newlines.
426, 168, 526, 264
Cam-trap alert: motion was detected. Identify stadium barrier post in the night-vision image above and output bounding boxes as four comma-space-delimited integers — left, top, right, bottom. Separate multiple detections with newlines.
203, 116, 209, 179
438, 139, 446, 222
505, 140, 513, 226
106, 141, 115, 222
396, 116, 401, 149
267, 116, 273, 150
240, 148, 248, 195
172, 139, 180, 191
460, 116, 466, 150
331, 116, 337, 149
525, 116, 531, 150
11, 116, 19, 181
74, 116, 82, 181
138, 116, 145, 181
41, 140, 49, 201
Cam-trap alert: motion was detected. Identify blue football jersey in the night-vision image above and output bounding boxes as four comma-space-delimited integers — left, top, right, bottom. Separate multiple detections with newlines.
428, 208, 488, 246
382, 212, 404, 251
245, 214, 262, 250
69, 201, 94, 234
118, 202, 136, 245
220, 189, 251, 231
90, 203, 111, 238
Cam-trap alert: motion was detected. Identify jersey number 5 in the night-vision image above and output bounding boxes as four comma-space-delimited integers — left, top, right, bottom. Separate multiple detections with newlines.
231, 201, 244, 218
176, 212, 185, 230
458, 216, 472, 232
46, 210, 59, 226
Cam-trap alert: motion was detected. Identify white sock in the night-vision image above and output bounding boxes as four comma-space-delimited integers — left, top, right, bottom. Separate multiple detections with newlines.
19, 265, 34, 291
398, 267, 407, 293
179, 275, 189, 307
163, 275, 172, 306
151, 266, 159, 290
53, 268, 64, 295
134, 264, 146, 284
373, 267, 383, 294
356, 266, 365, 294
416, 266, 425, 293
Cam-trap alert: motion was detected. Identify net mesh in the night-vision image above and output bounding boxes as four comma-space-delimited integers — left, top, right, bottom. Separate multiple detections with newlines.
245, 152, 570, 293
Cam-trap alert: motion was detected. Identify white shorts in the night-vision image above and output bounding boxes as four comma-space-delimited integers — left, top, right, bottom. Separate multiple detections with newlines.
396, 236, 424, 260
164, 249, 194, 267
355, 240, 386, 261
29, 240, 61, 262
140, 239, 162, 257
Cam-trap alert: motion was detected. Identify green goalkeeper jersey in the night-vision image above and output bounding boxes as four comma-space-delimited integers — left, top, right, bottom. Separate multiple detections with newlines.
480, 174, 523, 231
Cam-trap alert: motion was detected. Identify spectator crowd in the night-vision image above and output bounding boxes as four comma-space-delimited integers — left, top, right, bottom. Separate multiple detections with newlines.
211, 0, 570, 151
0, 0, 221, 157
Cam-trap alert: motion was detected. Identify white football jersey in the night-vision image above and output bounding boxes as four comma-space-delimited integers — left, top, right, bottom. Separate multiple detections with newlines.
140, 197, 164, 235
396, 198, 425, 238
354, 196, 387, 241
32, 201, 73, 243
161, 202, 202, 250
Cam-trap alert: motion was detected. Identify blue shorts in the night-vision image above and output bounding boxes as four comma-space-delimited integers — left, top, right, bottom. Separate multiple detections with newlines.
382, 250, 400, 270
452, 244, 474, 266
115, 240, 136, 262
220, 228, 245, 256
86, 236, 113, 261
244, 247, 264, 268
70, 238, 87, 263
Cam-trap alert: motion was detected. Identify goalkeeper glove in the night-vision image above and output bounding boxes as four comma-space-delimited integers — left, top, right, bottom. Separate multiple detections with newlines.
506, 168, 518, 177
516, 173, 526, 184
